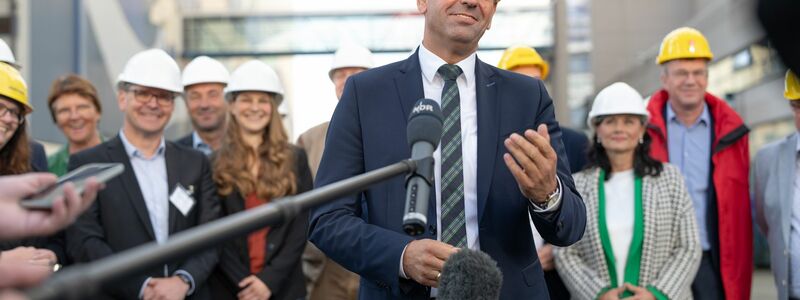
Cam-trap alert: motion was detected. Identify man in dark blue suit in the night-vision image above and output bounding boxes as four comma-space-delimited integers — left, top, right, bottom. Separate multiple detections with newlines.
308, 0, 586, 299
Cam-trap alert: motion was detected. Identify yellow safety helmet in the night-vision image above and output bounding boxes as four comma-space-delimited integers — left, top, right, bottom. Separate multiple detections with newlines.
786, 70, 800, 100
0, 62, 30, 113
656, 27, 714, 65
497, 46, 550, 80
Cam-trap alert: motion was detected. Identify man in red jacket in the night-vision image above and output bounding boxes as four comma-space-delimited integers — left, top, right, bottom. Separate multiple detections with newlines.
647, 27, 752, 300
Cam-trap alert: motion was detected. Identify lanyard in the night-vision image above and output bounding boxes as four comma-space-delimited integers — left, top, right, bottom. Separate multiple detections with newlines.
597, 169, 644, 297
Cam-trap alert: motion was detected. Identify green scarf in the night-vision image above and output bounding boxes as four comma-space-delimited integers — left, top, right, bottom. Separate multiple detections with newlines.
597, 169, 643, 298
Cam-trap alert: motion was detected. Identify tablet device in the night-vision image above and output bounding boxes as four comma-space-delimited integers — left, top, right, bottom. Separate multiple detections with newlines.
20, 163, 125, 210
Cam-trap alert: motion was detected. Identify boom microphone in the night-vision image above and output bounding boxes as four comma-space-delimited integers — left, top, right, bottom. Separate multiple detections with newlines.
438, 249, 503, 300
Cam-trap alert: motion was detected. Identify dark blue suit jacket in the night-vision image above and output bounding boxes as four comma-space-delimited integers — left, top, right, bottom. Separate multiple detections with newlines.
308, 51, 586, 299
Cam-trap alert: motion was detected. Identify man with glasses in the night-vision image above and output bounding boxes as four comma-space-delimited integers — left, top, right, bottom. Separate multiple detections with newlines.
646, 28, 751, 300
66, 49, 220, 300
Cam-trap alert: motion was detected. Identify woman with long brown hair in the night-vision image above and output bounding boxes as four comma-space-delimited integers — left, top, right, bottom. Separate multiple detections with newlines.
210, 60, 311, 300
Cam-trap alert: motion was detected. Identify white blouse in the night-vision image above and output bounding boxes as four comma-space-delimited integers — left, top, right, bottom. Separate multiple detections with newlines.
604, 169, 635, 286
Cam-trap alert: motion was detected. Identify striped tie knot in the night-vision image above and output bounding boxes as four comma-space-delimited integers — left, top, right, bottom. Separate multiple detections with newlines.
437, 64, 463, 82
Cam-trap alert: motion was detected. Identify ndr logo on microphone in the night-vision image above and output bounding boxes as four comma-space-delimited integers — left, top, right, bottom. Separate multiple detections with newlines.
412, 103, 434, 114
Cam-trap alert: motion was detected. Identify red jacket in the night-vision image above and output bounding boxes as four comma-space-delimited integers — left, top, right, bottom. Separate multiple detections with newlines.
647, 90, 752, 300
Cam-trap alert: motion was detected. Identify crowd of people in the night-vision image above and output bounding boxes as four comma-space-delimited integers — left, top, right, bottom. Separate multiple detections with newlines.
0, 1, 798, 300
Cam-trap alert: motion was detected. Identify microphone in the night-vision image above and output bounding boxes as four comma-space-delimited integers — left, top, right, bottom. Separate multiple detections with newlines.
438, 249, 504, 300
402, 99, 443, 236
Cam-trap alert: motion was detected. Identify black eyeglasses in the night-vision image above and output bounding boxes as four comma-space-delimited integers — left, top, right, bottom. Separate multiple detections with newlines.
0, 104, 24, 124
128, 88, 175, 106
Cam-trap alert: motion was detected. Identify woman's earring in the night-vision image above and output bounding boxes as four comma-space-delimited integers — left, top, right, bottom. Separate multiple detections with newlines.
639, 136, 644, 144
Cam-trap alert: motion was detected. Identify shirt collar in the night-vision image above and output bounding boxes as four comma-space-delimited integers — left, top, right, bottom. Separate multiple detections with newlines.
192, 131, 210, 149
418, 43, 476, 86
666, 102, 710, 127
795, 131, 800, 152
119, 129, 166, 159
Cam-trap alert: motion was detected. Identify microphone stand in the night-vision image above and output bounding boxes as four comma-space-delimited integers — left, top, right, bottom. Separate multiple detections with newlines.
27, 159, 421, 300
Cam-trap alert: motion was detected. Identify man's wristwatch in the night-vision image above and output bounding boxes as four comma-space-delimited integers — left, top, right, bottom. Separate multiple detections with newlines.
533, 185, 560, 210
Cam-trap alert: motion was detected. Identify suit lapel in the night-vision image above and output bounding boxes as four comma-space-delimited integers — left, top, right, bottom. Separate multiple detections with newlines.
779, 134, 796, 244
640, 173, 657, 276
228, 192, 250, 265
475, 59, 498, 222
394, 50, 437, 222
394, 50, 425, 122
165, 143, 181, 234
107, 136, 156, 240
588, 169, 611, 280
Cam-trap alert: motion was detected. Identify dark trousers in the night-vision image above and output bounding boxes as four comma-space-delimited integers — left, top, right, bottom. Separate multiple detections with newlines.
691, 251, 725, 300
544, 270, 570, 299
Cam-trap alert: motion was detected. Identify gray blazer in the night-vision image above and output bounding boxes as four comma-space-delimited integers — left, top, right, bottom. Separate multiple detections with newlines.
753, 133, 797, 300
555, 164, 701, 300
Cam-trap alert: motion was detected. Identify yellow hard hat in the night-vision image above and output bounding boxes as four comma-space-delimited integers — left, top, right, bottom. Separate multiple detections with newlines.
786, 70, 800, 100
497, 46, 550, 80
0, 62, 30, 113
656, 27, 714, 65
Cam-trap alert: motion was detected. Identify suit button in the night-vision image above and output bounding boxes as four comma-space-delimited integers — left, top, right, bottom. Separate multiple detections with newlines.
268, 243, 275, 251
429, 224, 437, 235
782, 279, 788, 286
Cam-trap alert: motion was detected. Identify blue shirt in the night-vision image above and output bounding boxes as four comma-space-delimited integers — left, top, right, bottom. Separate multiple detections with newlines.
119, 130, 169, 244
120, 131, 196, 296
191, 131, 212, 156
667, 103, 712, 250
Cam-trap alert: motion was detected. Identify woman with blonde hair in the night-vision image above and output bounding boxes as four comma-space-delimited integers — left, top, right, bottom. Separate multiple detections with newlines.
555, 82, 701, 300
210, 60, 311, 300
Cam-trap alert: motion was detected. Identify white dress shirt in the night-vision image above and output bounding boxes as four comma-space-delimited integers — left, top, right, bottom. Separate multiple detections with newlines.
604, 169, 635, 287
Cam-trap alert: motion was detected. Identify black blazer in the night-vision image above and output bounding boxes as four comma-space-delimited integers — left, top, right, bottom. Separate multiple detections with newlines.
209, 146, 312, 300
561, 127, 589, 174
175, 133, 193, 149
29, 141, 48, 172
65, 136, 221, 300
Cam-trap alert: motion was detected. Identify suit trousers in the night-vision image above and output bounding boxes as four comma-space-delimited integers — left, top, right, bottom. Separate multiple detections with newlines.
692, 251, 725, 300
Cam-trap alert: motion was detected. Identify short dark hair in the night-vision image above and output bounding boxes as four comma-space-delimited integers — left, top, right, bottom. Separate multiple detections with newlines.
47, 74, 101, 122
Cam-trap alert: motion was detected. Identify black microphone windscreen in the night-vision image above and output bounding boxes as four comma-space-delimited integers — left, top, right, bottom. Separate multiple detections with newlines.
407, 99, 443, 149
438, 249, 503, 300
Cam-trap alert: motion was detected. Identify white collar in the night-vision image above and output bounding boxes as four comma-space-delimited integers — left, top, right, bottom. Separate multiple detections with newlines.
418, 43, 476, 86
795, 131, 800, 152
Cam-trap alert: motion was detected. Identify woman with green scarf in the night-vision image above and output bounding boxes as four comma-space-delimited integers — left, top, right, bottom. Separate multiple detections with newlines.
554, 82, 701, 300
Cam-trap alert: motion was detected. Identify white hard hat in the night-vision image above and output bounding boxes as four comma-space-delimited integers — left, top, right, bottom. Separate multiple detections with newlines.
182, 56, 230, 88
117, 49, 182, 93
328, 44, 374, 80
226, 60, 284, 104
587, 82, 649, 129
0, 39, 18, 68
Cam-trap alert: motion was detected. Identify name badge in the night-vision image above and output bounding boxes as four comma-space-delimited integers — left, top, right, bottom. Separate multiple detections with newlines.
169, 183, 195, 216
